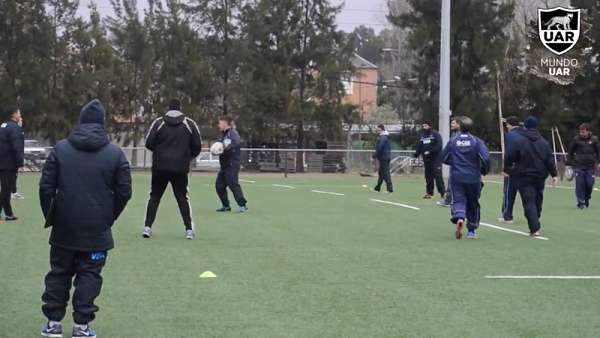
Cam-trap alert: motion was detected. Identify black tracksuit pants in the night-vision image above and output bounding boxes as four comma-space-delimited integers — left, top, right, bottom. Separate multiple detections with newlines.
0, 169, 17, 217
145, 170, 193, 230
216, 166, 247, 208
374, 159, 393, 193
515, 177, 546, 233
424, 160, 445, 196
42, 246, 107, 325
501, 176, 518, 221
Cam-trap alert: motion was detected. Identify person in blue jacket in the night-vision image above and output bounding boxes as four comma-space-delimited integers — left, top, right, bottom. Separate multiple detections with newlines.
372, 124, 393, 193
499, 116, 523, 223
39, 99, 132, 338
442, 116, 490, 240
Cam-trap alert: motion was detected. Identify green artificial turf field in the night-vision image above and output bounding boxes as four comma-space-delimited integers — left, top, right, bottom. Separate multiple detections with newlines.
1, 173, 599, 338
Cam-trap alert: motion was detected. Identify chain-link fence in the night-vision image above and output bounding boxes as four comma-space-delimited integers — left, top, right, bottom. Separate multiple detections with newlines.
27, 147, 570, 177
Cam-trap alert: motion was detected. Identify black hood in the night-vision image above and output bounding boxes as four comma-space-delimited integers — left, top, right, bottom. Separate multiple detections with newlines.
163, 110, 185, 126
68, 123, 110, 152
517, 128, 542, 142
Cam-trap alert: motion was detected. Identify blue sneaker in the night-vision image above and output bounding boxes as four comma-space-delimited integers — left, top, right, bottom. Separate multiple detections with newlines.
72, 325, 96, 338
467, 230, 477, 239
41, 322, 63, 337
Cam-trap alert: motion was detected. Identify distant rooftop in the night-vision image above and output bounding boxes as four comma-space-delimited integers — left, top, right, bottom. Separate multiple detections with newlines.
352, 53, 378, 69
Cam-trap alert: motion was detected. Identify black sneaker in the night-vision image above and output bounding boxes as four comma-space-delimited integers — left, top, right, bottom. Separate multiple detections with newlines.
41, 322, 63, 337
72, 325, 96, 338
5, 215, 18, 221
216, 207, 231, 212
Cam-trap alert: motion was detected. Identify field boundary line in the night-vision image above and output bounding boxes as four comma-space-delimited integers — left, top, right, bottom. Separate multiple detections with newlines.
485, 275, 600, 280
311, 190, 345, 196
370, 199, 420, 211
240, 179, 256, 183
480, 222, 549, 241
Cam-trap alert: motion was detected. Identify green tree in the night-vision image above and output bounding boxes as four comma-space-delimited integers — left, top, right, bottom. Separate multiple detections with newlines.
390, 0, 515, 148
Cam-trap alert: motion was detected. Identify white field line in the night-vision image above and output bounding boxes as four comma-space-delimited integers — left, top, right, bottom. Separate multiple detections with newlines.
370, 199, 420, 211
485, 275, 600, 280
480, 222, 549, 241
239, 179, 256, 183
272, 184, 296, 189
311, 190, 345, 196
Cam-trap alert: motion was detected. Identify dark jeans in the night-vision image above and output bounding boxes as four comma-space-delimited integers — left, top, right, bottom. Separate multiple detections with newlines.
515, 177, 546, 233
374, 159, 393, 192
450, 181, 481, 231
501, 176, 518, 221
145, 170, 193, 230
0, 169, 17, 217
424, 161, 445, 196
42, 246, 107, 325
575, 168, 595, 207
216, 166, 247, 208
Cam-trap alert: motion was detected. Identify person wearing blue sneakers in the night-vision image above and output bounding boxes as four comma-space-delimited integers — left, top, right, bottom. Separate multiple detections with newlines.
39, 99, 132, 338
215, 116, 249, 213
441, 116, 490, 240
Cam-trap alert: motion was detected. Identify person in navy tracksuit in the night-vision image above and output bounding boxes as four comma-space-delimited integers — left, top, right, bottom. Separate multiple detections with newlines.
442, 117, 490, 240
414, 121, 445, 199
505, 116, 558, 237
500, 116, 522, 223
438, 119, 461, 207
567, 123, 600, 209
373, 124, 393, 193
215, 116, 248, 212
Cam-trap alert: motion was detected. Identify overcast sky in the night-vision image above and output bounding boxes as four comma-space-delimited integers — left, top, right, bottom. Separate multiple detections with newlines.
81, 0, 390, 33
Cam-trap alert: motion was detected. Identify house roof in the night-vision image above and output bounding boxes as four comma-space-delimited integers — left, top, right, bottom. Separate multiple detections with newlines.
352, 53, 378, 70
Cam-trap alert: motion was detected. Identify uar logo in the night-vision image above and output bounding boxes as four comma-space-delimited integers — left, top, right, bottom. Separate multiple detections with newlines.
538, 7, 581, 56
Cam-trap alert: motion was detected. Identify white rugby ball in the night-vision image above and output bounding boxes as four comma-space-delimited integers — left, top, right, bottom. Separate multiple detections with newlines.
210, 142, 224, 155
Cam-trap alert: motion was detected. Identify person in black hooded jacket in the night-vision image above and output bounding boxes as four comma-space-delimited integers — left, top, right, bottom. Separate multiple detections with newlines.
505, 116, 558, 237
39, 99, 132, 338
0, 106, 24, 221
567, 123, 600, 209
143, 99, 202, 239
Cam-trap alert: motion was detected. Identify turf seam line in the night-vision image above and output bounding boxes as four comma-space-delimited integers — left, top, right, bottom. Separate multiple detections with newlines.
485, 275, 600, 280
311, 190, 345, 196
369, 199, 421, 211
240, 179, 256, 183
272, 184, 296, 189
480, 222, 549, 241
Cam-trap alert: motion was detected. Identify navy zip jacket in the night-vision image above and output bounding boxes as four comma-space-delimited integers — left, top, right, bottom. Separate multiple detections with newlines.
373, 132, 392, 161
567, 135, 600, 169
442, 132, 490, 184
39, 101, 132, 252
505, 128, 557, 180
218, 128, 242, 168
0, 119, 24, 170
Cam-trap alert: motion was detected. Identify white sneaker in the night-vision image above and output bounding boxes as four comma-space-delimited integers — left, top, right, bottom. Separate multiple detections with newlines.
498, 218, 514, 224
185, 229, 195, 240
11, 193, 25, 200
142, 227, 152, 238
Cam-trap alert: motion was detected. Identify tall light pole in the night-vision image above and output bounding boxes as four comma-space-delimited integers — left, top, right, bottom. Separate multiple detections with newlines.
439, 0, 451, 177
